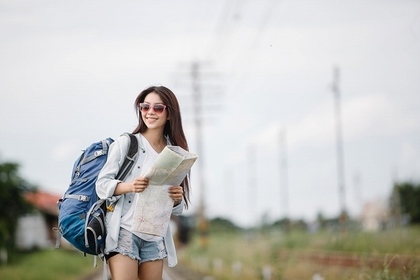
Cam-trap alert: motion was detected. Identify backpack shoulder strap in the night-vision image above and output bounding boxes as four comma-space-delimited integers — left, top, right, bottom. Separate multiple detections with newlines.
115, 133, 139, 180
126, 133, 138, 159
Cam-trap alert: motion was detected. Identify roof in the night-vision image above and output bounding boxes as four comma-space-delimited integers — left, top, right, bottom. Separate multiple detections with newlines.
25, 191, 61, 216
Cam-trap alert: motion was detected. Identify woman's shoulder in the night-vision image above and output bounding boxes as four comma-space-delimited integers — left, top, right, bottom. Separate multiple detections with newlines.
110, 133, 138, 152
114, 132, 140, 143
111, 133, 127, 145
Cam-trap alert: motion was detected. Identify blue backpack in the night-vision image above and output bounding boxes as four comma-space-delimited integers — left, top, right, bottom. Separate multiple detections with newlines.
56, 133, 138, 256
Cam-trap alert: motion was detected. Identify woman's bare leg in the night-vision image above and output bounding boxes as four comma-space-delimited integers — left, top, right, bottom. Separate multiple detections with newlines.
108, 254, 139, 280
138, 260, 164, 280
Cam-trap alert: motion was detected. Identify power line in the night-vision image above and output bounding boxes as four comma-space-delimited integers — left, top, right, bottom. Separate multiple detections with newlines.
205, 0, 246, 60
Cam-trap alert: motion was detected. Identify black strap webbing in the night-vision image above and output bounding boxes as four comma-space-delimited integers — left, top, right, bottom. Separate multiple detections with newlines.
115, 133, 138, 180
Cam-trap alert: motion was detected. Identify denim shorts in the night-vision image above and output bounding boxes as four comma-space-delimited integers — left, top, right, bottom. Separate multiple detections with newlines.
106, 227, 167, 264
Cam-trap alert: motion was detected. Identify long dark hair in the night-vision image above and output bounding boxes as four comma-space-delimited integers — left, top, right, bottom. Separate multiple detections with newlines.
133, 86, 191, 207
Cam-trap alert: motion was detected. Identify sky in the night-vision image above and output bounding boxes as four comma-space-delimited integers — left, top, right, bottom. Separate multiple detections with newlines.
1, 0, 420, 227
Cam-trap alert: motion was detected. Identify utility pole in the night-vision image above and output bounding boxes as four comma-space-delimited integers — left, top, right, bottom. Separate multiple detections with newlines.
332, 66, 347, 222
279, 129, 289, 232
191, 61, 208, 248
248, 144, 257, 228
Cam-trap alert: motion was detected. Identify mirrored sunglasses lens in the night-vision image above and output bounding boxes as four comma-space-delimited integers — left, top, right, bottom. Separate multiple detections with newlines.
139, 104, 150, 112
153, 105, 165, 113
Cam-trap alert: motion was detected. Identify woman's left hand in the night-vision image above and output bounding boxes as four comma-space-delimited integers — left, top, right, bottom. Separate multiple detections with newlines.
168, 186, 183, 206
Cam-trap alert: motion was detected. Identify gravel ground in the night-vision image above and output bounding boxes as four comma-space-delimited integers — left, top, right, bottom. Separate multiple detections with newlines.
81, 261, 209, 280
163, 262, 209, 280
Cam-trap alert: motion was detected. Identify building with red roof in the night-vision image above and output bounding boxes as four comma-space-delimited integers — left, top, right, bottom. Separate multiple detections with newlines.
16, 191, 61, 250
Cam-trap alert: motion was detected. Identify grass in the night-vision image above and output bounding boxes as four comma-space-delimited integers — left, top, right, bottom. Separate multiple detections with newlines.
2, 226, 419, 279
179, 226, 420, 279
0, 248, 101, 280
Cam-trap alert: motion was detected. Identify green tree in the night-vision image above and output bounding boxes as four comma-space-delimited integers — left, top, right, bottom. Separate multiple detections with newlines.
0, 162, 34, 262
209, 217, 240, 232
392, 182, 420, 224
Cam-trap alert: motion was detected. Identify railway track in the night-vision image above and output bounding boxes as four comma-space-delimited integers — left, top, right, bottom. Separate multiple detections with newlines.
279, 249, 419, 270
84, 261, 207, 280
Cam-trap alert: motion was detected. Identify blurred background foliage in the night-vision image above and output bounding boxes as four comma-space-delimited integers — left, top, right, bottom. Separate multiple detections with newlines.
1, 160, 419, 279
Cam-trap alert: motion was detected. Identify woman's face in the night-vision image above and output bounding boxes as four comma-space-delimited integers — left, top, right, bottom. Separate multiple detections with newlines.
141, 92, 168, 131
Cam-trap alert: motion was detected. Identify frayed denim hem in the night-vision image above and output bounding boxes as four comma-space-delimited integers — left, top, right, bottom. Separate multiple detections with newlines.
139, 255, 168, 264
116, 250, 142, 265
139, 238, 168, 264
111, 228, 168, 265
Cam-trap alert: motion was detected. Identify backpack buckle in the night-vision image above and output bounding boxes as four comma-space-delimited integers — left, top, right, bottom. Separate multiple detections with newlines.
78, 195, 90, 202
94, 151, 104, 157
106, 204, 115, 212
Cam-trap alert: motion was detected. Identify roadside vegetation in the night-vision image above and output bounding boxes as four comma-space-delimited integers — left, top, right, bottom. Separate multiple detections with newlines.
1, 159, 419, 280
179, 223, 420, 279
174, 181, 420, 279
0, 248, 98, 280
2, 227, 418, 280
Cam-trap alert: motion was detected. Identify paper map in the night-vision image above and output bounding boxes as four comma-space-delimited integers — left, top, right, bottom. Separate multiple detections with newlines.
131, 146, 197, 236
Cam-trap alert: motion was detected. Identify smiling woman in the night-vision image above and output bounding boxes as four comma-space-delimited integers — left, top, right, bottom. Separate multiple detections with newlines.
95, 85, 192, 280
138, 94, 169, 137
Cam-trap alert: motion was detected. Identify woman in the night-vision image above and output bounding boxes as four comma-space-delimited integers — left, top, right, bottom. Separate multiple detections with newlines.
96, 85, 191, 280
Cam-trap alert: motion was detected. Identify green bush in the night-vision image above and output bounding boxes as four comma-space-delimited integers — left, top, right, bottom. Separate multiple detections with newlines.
0, 249, 99, 280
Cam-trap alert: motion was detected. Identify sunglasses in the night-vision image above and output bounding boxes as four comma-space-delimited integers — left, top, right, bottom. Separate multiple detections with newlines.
138, 103, 167, 114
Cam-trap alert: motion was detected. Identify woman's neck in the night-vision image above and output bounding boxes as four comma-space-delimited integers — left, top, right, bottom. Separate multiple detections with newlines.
142, 130, 166, 152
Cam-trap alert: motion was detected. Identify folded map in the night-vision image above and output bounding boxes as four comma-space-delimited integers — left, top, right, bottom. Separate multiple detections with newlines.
131, 146, 197, 236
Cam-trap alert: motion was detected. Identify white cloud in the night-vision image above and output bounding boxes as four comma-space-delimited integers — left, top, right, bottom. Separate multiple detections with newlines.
343, 94, 420, 138
398, 142, 420, 180
51, 140, 83, 162
251, 93, 419, 153
2, 0, 420, 225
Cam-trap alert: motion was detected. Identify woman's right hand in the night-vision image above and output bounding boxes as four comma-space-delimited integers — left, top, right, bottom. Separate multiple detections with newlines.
114, 177, 149, 195
132, 177, 149, 193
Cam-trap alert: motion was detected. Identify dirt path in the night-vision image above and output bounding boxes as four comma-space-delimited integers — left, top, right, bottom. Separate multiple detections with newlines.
81, 261, 207, 280
163, 262, 208, 280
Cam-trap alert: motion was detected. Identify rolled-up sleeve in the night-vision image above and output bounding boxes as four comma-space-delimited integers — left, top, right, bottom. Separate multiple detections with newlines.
96, 135, 130, 199
172, 200, 184, 215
